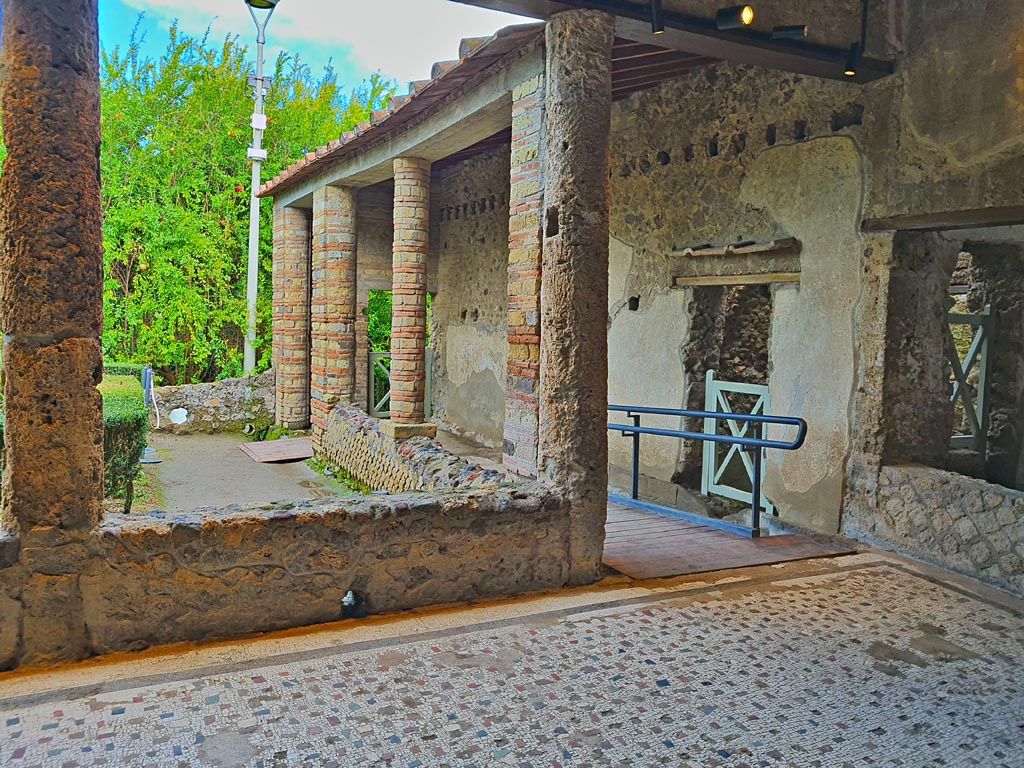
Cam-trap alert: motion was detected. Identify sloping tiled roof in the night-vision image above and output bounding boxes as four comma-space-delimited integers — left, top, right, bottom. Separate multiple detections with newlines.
259, 23, 544, 198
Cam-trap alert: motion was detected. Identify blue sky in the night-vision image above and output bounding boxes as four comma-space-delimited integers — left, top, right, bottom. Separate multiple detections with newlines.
99, 0, 532, 92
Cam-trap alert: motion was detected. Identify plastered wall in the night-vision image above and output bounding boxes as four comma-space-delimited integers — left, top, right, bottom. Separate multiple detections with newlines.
429, 147, 511, 447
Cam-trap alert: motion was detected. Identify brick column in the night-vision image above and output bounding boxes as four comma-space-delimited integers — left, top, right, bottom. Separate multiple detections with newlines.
504, 70, 545, 478
310, 185, 357, 449
0, 0, 104, 665
539, 10, 614, 585
383, 157, 435, 439
272, 202, 312, 429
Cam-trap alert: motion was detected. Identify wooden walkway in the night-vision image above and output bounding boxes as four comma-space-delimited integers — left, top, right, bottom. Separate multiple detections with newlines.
603, 499, 854, 580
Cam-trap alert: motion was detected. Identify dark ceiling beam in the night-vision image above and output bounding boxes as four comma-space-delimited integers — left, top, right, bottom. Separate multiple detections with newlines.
451, 0, 894, 83
612, 53, 716, 75
612, 60, 712, 87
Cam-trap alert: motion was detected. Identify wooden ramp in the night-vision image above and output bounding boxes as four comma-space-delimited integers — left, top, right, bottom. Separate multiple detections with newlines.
238, 437, 313, 464
603, 499, 854, 580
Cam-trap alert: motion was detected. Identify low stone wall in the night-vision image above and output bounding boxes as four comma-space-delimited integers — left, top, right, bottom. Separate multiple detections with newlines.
1, 485, 569, 667
318, 407, 508, 494
151, 369, 275, 434
863, 465, 1023, 594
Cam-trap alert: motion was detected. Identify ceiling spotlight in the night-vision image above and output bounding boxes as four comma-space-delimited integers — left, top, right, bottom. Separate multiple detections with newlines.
715, 5, 755, 30
771, 25, 808, 40
843, 42, 862, 77
650, 0, 665, 35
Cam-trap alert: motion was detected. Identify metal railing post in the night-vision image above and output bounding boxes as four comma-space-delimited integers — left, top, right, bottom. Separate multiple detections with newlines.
629, 412, 640, 500
749, 422, 763, 535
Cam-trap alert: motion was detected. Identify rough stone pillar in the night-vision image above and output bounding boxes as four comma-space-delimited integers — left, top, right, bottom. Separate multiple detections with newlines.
879, 232, 959, 466
538, 10, 614, 585
504, 69, 545, 478
0, 0, 104, 665
843, 232, 960, 540
384, 157, 435, 438
310, 185, 357, 449
272, 202, 312, 429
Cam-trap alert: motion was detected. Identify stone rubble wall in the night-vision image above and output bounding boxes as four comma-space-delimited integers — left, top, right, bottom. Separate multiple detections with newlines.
150, 369, 275, 435
0, 486, 569, 662
318, 407, 508, 494
860, 465, 1023, 595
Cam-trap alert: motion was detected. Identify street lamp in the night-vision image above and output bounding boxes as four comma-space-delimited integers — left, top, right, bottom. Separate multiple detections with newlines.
242, 0, 280, 374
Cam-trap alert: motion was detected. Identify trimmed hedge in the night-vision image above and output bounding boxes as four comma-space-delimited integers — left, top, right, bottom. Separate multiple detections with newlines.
103, 362, 146, 382
0, 375, 149, 512
99, 375, 150, 508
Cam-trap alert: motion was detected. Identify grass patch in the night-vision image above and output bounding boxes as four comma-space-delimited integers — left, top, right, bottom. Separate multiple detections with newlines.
307, 456, 372, 495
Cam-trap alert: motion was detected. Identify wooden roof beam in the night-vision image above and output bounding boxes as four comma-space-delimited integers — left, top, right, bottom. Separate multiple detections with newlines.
450, 0, 894, 83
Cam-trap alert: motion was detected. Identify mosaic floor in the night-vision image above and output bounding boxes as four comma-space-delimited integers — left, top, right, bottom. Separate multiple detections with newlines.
2, 557, 1022, 767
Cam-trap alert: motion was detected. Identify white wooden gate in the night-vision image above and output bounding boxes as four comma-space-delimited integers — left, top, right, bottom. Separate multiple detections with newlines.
700, 370, 774, 514
946, 305, 994, 452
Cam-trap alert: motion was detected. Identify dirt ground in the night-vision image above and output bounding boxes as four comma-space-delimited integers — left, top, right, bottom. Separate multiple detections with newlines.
138, 432, 352, 512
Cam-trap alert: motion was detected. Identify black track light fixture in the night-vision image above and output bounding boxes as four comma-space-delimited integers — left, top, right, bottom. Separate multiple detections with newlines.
715, 5, 755, 30
650, 0, 665, 35
843, 41, 862, 77
771, 24, 808, 40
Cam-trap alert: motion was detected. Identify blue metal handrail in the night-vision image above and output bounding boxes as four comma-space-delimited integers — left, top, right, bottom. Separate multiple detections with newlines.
608, 403, 808, 535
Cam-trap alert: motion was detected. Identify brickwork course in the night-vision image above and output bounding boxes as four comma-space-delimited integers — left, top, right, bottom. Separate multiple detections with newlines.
310, 185, 358, 449
272, 203, 312, 429
504, 72, 545, 478
390, 158, 432, 424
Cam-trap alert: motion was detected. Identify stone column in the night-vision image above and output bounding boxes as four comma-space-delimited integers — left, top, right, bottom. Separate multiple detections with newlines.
310, 185, 357, 449
538, 10, 614, 585
843, 232, 959, 538
879, 232, 959, 466
504, 69, 545, 478
272, 202, 312, 429
0, 0, 104, 665
383, 157, 435, 439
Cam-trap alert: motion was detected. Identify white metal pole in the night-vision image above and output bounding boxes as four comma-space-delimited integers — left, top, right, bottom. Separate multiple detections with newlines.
243, 6, 273, 374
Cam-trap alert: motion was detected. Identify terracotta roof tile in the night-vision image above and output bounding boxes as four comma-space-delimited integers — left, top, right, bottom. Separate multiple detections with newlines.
259, 22, 543, 198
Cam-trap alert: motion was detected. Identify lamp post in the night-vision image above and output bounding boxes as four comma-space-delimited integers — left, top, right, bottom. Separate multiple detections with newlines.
242, 0, 280, 374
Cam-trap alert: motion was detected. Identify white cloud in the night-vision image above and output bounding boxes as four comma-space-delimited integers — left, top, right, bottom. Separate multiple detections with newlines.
117, 0, 534, 84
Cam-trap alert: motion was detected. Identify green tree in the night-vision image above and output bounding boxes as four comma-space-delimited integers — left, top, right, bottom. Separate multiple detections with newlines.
100, 21, 395, 384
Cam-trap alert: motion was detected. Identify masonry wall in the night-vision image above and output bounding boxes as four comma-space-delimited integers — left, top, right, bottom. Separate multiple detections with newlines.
318, 407, 507, 494
429, 147, 511, 447
150, 370, 275, 434
862, 465, 1023, 596
607, 65, 869, 531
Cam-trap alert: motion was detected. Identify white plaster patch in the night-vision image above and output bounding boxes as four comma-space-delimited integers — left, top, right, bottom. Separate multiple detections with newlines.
608, 291, 690, 480
444, 324, 508, 388
740, 137, 864, 532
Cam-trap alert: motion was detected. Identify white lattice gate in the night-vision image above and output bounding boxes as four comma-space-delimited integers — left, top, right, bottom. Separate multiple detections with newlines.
700, 370, 774, 514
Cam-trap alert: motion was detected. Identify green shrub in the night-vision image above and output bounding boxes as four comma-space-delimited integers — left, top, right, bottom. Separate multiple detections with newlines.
99, 375, 150, 509
103, 362, 146, 382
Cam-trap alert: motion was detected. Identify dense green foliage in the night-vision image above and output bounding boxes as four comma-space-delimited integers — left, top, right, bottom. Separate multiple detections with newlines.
98, 375, 150, 508
100, 21, 395, 384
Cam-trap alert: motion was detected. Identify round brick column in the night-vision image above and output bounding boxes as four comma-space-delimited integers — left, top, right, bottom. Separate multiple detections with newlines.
310, 185, 357, 448
388, 157, 433, 431
539, 9, 615, 585
272, 203, 312, 429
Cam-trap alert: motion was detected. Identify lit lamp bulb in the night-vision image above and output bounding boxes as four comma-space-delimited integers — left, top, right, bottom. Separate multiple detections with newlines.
715, 5, 755, 30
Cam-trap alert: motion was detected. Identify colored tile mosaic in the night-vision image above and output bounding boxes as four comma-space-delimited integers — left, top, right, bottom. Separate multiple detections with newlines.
2, 563, 1022, 767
